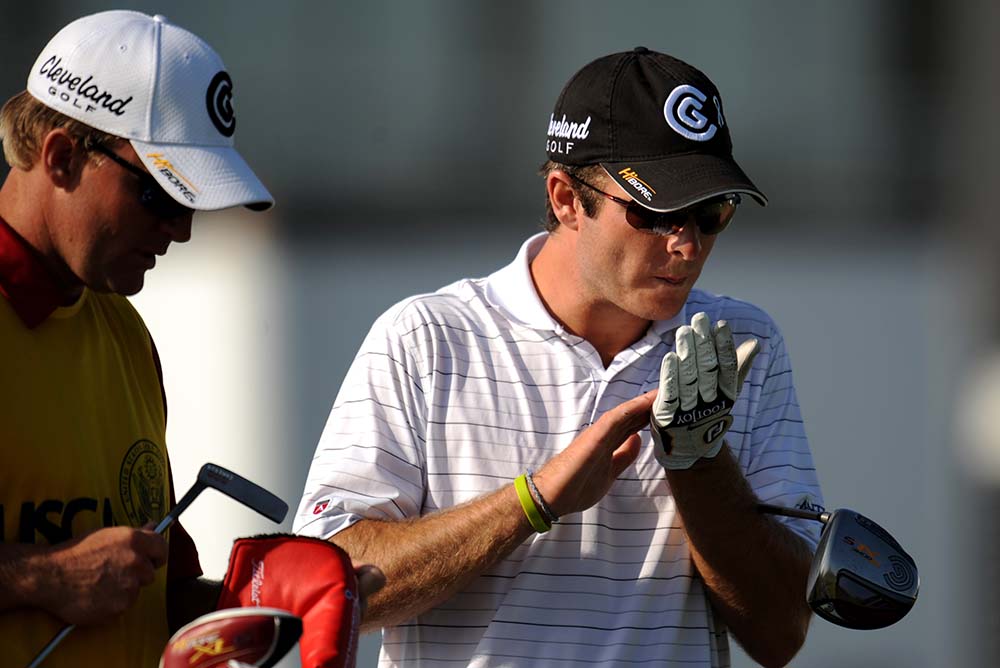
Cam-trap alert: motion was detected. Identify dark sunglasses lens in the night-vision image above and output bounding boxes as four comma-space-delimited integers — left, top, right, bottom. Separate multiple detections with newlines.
625, 196, 739, 235
624, 205, 681, 234
693, 198, 738, 235
139, 178, 191, 219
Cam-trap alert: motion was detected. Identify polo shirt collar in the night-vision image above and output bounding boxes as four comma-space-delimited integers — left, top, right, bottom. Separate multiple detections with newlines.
0, 215, 72, 329
484, 232, 688, 338
485, 233, 558, 330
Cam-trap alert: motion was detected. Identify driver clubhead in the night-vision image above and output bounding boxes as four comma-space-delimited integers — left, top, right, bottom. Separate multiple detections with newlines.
160, 607, 302, 668
807, 508, 919, 629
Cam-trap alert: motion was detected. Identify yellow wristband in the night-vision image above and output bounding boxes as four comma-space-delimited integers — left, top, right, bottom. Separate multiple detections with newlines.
515, 474, 550, 533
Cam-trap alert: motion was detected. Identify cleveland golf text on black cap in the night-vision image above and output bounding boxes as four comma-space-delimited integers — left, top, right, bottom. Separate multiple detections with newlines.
545, 46, 767, 212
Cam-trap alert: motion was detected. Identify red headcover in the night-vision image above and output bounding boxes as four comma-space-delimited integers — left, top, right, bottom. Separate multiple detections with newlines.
217, 535, 360, 668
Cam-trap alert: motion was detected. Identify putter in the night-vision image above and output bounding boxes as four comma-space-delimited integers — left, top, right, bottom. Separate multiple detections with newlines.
26, 463, 288, 668
758, 503, 919, 629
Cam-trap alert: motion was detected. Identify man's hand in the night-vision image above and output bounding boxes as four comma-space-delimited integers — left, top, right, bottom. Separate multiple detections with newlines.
328, 390, 658, 631
39, 526, 168, 625
354, 563, 387, 617
532, 390, 656, 518
651, 312, 759, 470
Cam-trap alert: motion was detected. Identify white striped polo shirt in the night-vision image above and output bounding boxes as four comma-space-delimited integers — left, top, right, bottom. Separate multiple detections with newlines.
294, 233, 823, 668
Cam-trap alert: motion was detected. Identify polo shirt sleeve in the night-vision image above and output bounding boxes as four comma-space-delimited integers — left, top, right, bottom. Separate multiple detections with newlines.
293, 301, 428, 539
740, 324, 825, 551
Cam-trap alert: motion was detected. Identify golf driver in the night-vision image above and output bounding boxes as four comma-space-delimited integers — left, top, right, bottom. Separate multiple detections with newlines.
758, 503, 919, 630
26, 463, 288, 668
160, 607, 302, 668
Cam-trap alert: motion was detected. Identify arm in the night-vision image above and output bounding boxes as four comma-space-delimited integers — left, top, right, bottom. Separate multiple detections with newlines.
168, 553, 387, 634
332, 391, 656, 632
651, 312, 820, 667
332, 485, 530, 633
0, 526, 167, 625
666, 447, 812, 668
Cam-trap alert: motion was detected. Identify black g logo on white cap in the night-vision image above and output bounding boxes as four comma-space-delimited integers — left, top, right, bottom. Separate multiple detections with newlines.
206, 71, 236, 137
664, 84, 723, 142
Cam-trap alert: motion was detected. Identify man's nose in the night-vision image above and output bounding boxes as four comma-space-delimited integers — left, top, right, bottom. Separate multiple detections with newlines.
664, 219, 701, 259
162, 213, 193, 243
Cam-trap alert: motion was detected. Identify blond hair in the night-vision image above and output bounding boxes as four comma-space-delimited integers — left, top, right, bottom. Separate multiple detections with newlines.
0, 91, 121, 170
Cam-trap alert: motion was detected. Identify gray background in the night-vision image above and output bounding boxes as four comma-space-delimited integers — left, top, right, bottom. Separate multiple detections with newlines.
4, 2, 999, 666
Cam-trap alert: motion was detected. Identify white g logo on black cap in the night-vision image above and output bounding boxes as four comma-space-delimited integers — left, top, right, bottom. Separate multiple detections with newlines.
206, 71, 236, 137
664, 84, 722, 142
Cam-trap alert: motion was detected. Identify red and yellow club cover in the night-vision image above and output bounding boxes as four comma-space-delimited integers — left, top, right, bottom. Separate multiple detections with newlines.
217, 534, 360, 668
160, 607, 301, 668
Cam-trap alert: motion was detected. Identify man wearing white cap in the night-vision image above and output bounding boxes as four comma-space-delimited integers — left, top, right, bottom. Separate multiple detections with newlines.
296, 48, 824, 667
0, 11, 273, 667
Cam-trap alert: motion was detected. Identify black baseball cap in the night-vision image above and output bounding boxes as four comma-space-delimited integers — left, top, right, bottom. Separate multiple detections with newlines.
545, 47, 766, 212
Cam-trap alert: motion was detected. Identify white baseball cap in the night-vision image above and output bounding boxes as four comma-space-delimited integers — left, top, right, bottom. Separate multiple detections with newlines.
26, 10, 273, 211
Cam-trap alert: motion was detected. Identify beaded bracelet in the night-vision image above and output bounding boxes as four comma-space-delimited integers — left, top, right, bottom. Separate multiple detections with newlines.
514, 474, 550, 533
526, 469, 559, 525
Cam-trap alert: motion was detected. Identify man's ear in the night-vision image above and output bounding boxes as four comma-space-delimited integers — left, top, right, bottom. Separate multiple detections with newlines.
40, 129, 83, 190
546, 170, 581, 231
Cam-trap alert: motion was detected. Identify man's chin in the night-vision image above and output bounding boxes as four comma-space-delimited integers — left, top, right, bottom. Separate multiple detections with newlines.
101, 274, 146, 296
640, 305, 685, 322
631, 288, 690, 321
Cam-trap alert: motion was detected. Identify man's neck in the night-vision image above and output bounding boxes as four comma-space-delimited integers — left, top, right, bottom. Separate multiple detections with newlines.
529, 234, 650, 368
0, 171, 85, 305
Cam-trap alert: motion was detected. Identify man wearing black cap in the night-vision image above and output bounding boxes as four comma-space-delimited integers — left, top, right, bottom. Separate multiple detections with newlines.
295, 48, 823, 668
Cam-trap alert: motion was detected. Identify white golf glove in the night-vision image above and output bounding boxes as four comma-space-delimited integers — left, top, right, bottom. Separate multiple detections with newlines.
651, 312, 759, 470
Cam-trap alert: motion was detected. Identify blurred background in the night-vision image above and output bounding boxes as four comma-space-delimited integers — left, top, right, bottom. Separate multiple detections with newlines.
4, 1, 998, 666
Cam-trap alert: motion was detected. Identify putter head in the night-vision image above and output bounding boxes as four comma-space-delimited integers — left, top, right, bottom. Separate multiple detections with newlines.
807, 508, 919, 629
198, 463, 288, 524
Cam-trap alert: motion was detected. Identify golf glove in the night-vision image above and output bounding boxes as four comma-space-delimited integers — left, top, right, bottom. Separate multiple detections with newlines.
651, 312, 759, 470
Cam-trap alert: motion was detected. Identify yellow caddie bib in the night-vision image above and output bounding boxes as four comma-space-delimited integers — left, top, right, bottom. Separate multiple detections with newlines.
1, 289, 170, 668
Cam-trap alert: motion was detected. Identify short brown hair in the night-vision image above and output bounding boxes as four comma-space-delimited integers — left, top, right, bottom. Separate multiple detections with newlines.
0, 91, 121, 170
538, 160, 608, 232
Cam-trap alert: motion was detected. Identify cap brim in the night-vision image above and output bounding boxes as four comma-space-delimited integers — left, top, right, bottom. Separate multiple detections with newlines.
130, 139, 274, 212
602, 154, 766, 212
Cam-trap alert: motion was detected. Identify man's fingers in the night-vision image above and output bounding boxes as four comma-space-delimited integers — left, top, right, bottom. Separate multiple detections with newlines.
675, 325, 698, 410
597, 390, 655, 438
713, 320, 759, 400
610, 433, 642, 477
541, 393, 652, 517
135, 529, 168, 569
135, 560, 156, 587
653, 352, 680, 425
616, 390, 657, 434
692, 312, 719, 402
715, 320, 738, 399
736, 338, 760, 389
354, 564, 386, 599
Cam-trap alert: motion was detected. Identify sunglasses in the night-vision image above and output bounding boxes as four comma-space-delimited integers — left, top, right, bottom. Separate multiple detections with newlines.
91, 144, 194, 220
566, 172, 740, 236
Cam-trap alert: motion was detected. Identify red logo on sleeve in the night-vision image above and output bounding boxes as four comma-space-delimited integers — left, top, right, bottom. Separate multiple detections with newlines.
312, 499, 330, 515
